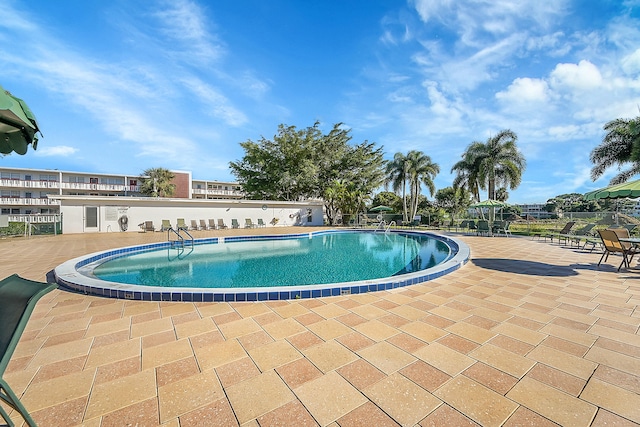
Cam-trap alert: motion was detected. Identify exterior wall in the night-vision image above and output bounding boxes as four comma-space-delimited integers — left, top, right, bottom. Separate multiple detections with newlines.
171, 171, 191, 199
53, 196, 324, 233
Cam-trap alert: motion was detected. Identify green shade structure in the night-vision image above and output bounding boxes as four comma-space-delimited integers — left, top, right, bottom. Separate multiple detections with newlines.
584, 179, 640, 200
369, 205, 394, 212
470, 199, 508, 208
0, 84, 41, 155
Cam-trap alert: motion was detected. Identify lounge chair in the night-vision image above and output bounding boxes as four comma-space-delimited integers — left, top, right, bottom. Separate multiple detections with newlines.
160, 219, 172, 231
624, 224, 638, 234
141, 221, 155, 232
543, 221, 576, 242
208, 219, 217, 230
597, 228, 640, 271
0, 274, 57, 427
492, 220, 512, 237
231, 219, 240, 229
190, 219, 199, 230
245, 218, 256, 228
477, 220, 491, 236
467, 220, 477, 233
218, 219, 228, 229
559, 223, 596, 247
176, 218, 188, 230
257, 218, 266, 227
199, 219, 208, 230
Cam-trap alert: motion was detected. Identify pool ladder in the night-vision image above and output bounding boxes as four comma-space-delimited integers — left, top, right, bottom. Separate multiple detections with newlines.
167, 227, 194, 248
375, 220, 396, 233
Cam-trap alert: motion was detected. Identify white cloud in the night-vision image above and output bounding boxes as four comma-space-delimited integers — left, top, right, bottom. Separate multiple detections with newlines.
621, 48, 640, 74
496, 77, 549, 104
34, 145, 78, 157
549, 60, 603, 90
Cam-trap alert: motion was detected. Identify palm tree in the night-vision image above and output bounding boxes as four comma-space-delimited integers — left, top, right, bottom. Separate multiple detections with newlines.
385, 153, 409, 222
590, 116, 640, 185
453, 130, 525, 221
405, 150, 439, 221
141, 167, 175, 198
451, 146, 483, 202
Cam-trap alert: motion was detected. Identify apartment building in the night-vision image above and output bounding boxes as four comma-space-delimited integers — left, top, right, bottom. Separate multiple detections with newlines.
0, 167, 243, 217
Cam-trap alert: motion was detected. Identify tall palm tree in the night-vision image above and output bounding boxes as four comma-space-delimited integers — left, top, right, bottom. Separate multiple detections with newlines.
385, 153, 409, 222
453, 130, 525, 221
141, 167, 175, 198
590, 116, 640, 185
405, 150, 440, 221
451, 145, 483, 202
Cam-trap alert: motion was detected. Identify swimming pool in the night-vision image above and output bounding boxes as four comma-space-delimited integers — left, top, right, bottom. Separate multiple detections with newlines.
54, 230, 470, 301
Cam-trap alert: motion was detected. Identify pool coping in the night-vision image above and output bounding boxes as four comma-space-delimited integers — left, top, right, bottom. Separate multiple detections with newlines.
54, 229, 470, 301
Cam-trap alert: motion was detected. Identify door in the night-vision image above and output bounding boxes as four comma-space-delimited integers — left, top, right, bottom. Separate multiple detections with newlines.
84, 206, 99, 232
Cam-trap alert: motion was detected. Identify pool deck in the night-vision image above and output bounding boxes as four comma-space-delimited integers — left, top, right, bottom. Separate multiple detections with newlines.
2, 227, 640, 426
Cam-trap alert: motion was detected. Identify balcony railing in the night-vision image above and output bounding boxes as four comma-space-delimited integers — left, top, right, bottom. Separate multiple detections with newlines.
0, 179, 59, 189
0, 197, 60, 206
8, 214, 61, 223
60, 182, 140, 192
192, 188, 244, 197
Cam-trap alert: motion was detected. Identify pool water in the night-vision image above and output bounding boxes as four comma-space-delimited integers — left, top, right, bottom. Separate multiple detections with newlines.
92, 232, 451, 289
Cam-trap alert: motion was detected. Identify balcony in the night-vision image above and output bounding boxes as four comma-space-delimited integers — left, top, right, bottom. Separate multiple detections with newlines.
60, 182, 140, 193
0, 179, 60, 189
192, 188, 244, 198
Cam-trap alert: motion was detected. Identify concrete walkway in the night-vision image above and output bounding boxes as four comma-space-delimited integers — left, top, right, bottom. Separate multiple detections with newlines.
1, 228, 639, 426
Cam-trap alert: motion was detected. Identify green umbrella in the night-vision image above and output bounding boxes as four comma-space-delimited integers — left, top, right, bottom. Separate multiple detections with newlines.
0, 84, 41, 155
584, 179, 640, 200
369, 205, 394, 212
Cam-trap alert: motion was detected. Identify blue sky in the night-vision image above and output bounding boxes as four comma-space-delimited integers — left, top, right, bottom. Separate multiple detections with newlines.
1, 0, 639, 203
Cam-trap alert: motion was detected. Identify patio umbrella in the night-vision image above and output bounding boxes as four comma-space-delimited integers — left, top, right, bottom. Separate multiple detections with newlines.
470, 199, 508, 221
369, 205, 394, 212
583, 179, 640, 200
0, 84, 41, 155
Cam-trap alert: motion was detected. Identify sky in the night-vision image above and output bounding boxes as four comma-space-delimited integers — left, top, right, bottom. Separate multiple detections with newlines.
1, 0, 640, 204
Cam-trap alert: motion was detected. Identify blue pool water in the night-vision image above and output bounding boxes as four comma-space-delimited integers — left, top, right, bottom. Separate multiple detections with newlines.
55, 230, 469, 301
92, 231, 451, 288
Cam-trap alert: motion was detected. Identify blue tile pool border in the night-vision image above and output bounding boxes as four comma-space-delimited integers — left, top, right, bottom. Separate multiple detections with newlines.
54, 229, 470, 301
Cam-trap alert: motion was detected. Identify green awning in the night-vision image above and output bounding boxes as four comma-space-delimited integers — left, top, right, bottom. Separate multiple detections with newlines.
0, 84, 41, 155
584, 179, 640, 200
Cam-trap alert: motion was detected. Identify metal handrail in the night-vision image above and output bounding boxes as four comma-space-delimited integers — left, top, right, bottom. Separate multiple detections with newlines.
385, 221, 396, 233
177, 228, 194, 246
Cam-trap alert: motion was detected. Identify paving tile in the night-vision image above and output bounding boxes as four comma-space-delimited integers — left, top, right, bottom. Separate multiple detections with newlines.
142, 330, 178, 349
27, 337, 93, 367
399, 360, 451, 392
386, 332, 427, 353
585, 344, 640, 381
100, 397, 161, 427
413, 342, 475, 376
540, 335, 589, 357
248, 339, 302, 371
142, 338, 194, 370
171, 310, 201, 326
20, 369, 92, 413
469, 343, 535, 378
592, 365, 640, 394
262, 317, 307, 340
337, 401, 400, 427
174, 317, 217, 339
227, 370, 295, 424
419, 403, 480, 427
270, 302, 310, 319
307, 318, 352, 340
437, 333, 479, 354
84, 317, 131, 338
365, 372, 441, 426
434, 374, 517, 427
193, 338, 247, 370
399, 321, 447, 343
158, 369, 224, 423
215, 357, 260, 388
502, 406, 560, 427
527, 345, 597, 380
237, 330, 274, 351
353, 319, 399, 341
287, 331, 324, 351
156, 356, 201, 387
276, 357, 323, 389
526, 363, 586, 396
488, 334, 535, 356
463, 362, 518, 395
337, 359, 386, 390
179, 398, 239, 427
131, 317, 174, 338
295, 371, 367, 426
95, 356, 141, 385
256, 399, 318, 426
594, 336, 640, 358
91, 329, 131, 348
506, 376, 596, 427
311, 303, 349, 319
85, 337, 141, 369
335, 312, 368, 327
378, 313, 411, 328
231, 301, 272, 318
581, 377, 640, 424
336, 331, 376, 352
86, 369, 157, 419
357, 341, 416, 375
30, 395, 88, 427
302, 340, 358, 373
491, 322, 546, 346
217, 317, 262, 340
591, 409, 640, 427
349, 303, 389, 320
31, 355, 86, 383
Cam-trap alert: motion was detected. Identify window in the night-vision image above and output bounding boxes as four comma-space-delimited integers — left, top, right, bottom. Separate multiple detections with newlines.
25, 175, 31, 181
89, 178, 98, 184
25, 192, 32, 198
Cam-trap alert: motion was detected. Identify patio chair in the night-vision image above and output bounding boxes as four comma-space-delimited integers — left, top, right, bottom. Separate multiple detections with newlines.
245, 218, 256, 228
543, 221, 576, 242
557, 223, 595, 246
208, 219, 217, 230
493, 220, 512, 237
190, 220, 199, 230
257, 218, 266, 227
467, 220, 477, 233
141, 221, 155, 232
160, 219, 172, 231
231, 219, 240, 229
199, 219, 208, 230
477, 220, 491, 236
218, 219, 228, 229
176, 218, 188, 230
597, 229, 639, 271
0, 274, 57, 427
624, 224, 638, 234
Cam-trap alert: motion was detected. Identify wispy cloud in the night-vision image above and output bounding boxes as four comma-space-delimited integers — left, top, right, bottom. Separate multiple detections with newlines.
34, 146, 78, 157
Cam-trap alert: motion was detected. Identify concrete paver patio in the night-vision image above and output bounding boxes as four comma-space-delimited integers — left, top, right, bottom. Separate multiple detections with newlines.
2, 227, 640, 426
